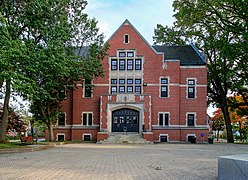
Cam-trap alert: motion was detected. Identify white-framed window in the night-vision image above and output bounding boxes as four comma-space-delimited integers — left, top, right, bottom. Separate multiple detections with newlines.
57, 133, 65, 141
186, 134, 196, 143
158, 112, 169, 126
159, 134, 169, 142
82, 112, 93, 126
187, 78, 196, 98
109, 78, 142, 94
127, 59, 133, 70
58, 112, 66, 126
111, 86, 117, 94
127, 86, 133, 92
135, 59, 142, 70
160, 77, 169, 98
124, 34, 129, 44
186, 112, 196, 126
109, 50, 143, 72
82, 133, 92, 141
111, 59, 118, 70
119, 51, 126, 57
119, 59, 125, 70
127, 51, 134, 57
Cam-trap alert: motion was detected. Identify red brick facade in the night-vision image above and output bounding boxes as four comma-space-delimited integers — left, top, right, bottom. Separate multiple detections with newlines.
49, 20, 208, 143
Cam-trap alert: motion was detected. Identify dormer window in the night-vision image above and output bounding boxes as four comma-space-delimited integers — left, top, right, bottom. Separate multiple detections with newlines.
124, 34, 129, 44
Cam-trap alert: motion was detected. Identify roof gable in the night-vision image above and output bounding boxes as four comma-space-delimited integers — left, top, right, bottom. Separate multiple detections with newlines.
106, 19, 160, 54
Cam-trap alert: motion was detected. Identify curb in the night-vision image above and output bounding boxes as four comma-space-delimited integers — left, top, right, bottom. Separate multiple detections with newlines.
0, 143, 63, 154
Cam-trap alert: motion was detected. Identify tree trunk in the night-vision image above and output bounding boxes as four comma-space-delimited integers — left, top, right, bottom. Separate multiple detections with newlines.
0, 79, 11, 144
48, 120, 54, 141
239, 122, 242, 141
217, 130, 219, 141
221, 103, 234, 143
0, 79, 3, 89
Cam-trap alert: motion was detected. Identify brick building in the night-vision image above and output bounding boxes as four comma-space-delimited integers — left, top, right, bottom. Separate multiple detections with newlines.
50, 20, 208, 143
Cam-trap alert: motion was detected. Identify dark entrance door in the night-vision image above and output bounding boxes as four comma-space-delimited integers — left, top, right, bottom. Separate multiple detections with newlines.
112, 108, 139, 132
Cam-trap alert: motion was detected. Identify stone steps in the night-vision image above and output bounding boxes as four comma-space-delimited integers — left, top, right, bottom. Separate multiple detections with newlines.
100, 133, 152, 144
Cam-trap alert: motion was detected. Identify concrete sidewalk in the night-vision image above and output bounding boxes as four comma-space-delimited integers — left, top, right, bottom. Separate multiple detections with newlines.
0, 143, 247, 179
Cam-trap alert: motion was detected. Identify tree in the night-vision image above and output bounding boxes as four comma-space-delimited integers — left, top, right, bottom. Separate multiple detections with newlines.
18, 0, 107, 141
212, 109, 225, 141
0, 0, 108, 142
228, 96, 248, 141
0, 6, 28, 143
154, 0, 247, 143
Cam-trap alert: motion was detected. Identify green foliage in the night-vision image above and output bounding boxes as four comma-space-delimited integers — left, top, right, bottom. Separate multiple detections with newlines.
154, 0, 247, 143
0, 0, 108, 141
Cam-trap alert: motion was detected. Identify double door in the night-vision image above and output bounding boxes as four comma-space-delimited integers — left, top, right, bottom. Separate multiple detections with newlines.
112, 108, 139, 132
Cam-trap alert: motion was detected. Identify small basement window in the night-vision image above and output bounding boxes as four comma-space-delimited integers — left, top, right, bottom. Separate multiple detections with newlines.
57, 134, 65, 141
187, 135, 196, 144
160, 136, 168, 142
83, 135, 91, 141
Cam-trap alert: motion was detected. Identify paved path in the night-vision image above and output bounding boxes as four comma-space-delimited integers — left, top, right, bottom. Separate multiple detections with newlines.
0, 143, 247, 180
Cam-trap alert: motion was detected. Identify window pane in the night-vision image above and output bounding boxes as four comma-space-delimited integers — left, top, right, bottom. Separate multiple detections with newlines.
124, 35, 129, 44
133, 116, 137, 124
188, 87, 195, 98
135, 86, 141, 94
111, 86, 117, 94
119, 79, 125, 84
127, 59, 133, 70
111, 79, 117, 84
161, 86, 168, 97
127, 86, 133, 92
88, 113, 92, 125
188, 87, 194, 92
135, 79, 141, 84
159, 114, 163, 126
85, 86, 92, 98
164, 114, 169, 125
111, 59, 117, 70
135, 59, 142, 70
119, 59, 125, 70
161, 78, 168, 84
127, 51, 134, 57
188, 80, 195, 85
119, 52, 126, 57
83, 113, 87, 125
188, 114, 194, 126
119, 86, 125, 93
127, 79, 133, 84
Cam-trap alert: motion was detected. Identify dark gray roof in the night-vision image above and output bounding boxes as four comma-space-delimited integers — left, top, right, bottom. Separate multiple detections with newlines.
73, 47, 89, 58
152, 45, 206, 66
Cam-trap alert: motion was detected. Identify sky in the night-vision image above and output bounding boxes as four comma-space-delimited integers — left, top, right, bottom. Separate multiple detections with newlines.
84, 0, 175, 44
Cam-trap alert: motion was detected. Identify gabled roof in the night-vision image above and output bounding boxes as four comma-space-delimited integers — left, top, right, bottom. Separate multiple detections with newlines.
106, 19, 160, 54
152, 44, 206, 66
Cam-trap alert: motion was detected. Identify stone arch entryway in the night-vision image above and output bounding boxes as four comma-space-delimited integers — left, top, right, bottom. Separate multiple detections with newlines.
112, 108, 139, 132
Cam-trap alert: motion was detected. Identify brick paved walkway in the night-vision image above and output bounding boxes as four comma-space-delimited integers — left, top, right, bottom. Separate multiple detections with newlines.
0, 143, 247, 180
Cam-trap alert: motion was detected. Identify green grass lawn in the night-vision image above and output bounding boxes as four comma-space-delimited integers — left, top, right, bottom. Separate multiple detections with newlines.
0, 142, 27, 149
